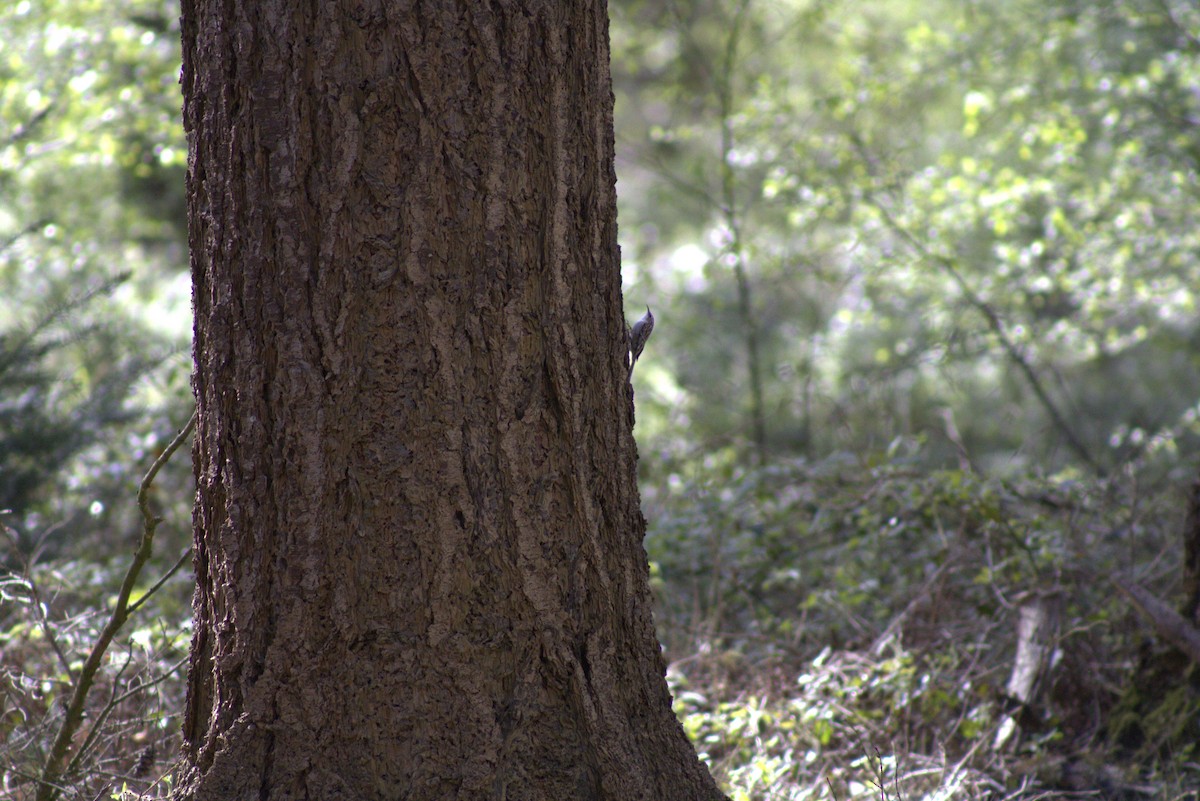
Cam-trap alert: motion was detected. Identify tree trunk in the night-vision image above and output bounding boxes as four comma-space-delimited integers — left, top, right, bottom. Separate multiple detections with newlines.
178, 2, 725, 800
1182, 475, 1200, 627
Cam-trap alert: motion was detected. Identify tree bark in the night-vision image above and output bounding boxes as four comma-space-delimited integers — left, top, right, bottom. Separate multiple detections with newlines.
179, 2, 725, 800
1182, 475, 1200, 626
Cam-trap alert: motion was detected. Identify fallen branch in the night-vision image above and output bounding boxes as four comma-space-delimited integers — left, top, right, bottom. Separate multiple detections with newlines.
1111, 573, 1200, 665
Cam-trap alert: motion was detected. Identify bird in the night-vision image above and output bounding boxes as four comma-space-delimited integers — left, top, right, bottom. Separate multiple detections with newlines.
627, 306, 654, 380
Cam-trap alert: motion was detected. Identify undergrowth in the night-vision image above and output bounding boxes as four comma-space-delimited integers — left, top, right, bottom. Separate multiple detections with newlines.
645, 446, 1200, 799
3, 441, 1199, 799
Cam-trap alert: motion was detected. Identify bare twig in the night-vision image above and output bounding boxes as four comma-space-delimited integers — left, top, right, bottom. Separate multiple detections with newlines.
35, 410, 197, 801
64, 654, 188, 780
24, 571, 75, 682
128, 547, 193, 615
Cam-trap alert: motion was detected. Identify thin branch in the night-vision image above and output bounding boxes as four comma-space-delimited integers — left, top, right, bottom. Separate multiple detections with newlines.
128, 546, 193, 615
35, 410, 197, 801
137, 411, 197, 528
112, 654, 190, 708
66, 649, 135, 775
0, 272, 133, 377
24, 571, 75, 682
853, 167, 1101, 473
0, 217, 51, 255
64, 654, 189, 780
5, 767, 71, 797
1155, 0, 1200, 52
615, 146, 723, 211
844, 129, 1100, 471
3, 98, 57, 148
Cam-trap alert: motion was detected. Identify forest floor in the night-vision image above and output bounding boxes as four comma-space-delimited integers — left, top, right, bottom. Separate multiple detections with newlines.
647, 457, 1200, 799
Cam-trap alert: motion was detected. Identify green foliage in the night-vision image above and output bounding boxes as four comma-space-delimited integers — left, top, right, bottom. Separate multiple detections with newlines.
647, 447, 1049, 654
0, 0, 191, 556
0, 276, 157, 552
647, 448, 1196, 796
614, 0, 1200, 473
0, 3, 191, 797
0, 0, 186, 246
3, 0, 1200, 798
670, 649, 999, 799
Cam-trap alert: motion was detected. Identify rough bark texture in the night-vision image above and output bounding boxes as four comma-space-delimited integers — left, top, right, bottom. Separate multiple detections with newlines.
179, 2, 725, 800
1183, 476, 1200, 626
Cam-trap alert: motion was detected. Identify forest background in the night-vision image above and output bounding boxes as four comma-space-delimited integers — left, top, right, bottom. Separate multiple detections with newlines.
2, 0, 1199, 798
